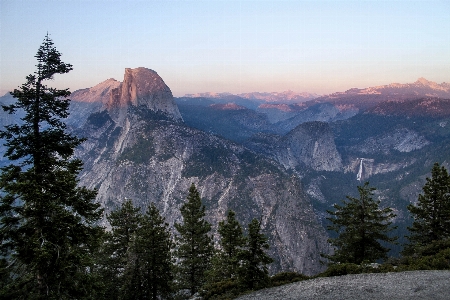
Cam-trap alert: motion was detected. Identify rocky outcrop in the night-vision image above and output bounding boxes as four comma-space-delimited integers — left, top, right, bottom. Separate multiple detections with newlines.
106, 68, 182, 124
71, 69, 331, 275
71, 78, 121, 104
356, 127, 430, 155
236, 271, 450, 300
276, 121, 342, 172
75, 110, 331, 275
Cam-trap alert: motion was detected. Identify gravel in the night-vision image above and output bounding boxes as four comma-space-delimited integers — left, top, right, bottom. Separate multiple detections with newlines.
236, 270, 450, 300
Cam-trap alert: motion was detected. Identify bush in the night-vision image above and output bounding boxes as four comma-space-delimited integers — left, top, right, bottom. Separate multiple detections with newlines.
201, 279, 242, 300
270, 272, 309, 287
319, 263, 362, 277
419, 239, 450, 256
319, 261, 399, 277
398, 247, 450, 271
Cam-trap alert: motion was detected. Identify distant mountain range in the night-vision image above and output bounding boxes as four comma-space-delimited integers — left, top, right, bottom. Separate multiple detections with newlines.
179, 78, 450, 126
184, 77, 450, 105
2, 72, 450, 272
183, 90, 319, 103
174, 77, 450, 256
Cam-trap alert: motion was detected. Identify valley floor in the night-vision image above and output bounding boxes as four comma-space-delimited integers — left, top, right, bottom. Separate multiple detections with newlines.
236, 270, 450, 300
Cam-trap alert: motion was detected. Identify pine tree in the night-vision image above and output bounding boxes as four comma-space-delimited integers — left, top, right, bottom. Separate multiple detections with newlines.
0, 34, 104, 299
174, 183, 214, 297
238, 218, 273, 290
100, 199, 142, 300
209, 210, 245, 282
325, 182, 397, 265
406, 163, 450, 251
123, 203, 174, 300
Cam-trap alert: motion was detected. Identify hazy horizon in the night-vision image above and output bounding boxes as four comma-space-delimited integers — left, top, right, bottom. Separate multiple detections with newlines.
1, 0, 449, 97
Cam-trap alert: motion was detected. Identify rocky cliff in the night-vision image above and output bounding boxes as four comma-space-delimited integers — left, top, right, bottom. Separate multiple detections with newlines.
72, 68, 331, 275
244, 121, 344, 174
67, 68, 183, 129
106, 67, 182, 125
71, 78, 121, 104
272, 121, 343, 172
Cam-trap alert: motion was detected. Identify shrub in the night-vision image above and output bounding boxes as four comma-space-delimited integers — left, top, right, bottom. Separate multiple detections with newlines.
270, 272, 309, 287
319, 263, 362, 277
201, 279, 242, 300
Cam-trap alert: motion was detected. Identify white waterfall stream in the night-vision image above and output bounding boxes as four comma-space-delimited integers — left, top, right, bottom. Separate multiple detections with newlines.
356, 158, 364, 181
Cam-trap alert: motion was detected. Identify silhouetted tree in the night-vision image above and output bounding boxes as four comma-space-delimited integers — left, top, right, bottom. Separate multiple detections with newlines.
324, 182, 397, 265
0, 34, 103, 299
207, 210, 246, 284
174, 183, 214, 297
100, 199, 142, 299
238, 218, 273, 290
406, 163, 450, 253
122, 203, 174, 300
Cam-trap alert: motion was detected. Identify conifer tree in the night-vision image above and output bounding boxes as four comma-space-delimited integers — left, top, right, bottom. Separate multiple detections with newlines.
122, 203, 174, 300
0, 34, 104, 299
406, 163, 450, 250
174, 183, 214, 297
209, 210, 246, 282
100, 199, 142, 299
325, 182, 397, 265
238, 218, 273, 290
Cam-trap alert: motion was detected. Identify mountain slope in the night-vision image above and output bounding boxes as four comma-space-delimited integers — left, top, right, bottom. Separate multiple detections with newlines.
71, 68, 331, 275
175, 98, 277, 142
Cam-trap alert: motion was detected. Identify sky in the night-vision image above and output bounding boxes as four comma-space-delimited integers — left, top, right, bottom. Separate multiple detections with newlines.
1, 0, 449, 97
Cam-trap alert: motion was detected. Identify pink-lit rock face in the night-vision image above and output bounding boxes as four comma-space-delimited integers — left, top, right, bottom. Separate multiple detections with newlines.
71, 78, 120, 104
106, 67, 182, 122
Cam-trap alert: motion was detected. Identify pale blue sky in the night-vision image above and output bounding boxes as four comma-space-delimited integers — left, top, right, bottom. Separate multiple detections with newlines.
1, 0, 449, 96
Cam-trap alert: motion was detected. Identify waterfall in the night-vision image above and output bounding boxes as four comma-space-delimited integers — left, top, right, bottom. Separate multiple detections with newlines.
356, 158, 364, 181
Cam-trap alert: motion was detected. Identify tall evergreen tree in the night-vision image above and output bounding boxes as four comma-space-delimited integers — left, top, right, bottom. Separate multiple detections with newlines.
406, 163, 450, 250
238, 218, 273, 290
210, 210, 246, 282
0, 34, 104, 299
122, 203, 174, 300
100, 199, 142, 300
324, 182, 397, 265
174, 183, 214, 297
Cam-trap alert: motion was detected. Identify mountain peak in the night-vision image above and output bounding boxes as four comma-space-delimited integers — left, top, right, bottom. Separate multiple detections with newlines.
70, 78, 120, 104
106, 67, 182, 122
415, 77, 434, 86
107, 68, 169, 108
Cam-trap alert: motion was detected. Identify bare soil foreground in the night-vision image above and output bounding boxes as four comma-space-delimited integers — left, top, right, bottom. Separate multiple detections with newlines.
236, 270, 450, 300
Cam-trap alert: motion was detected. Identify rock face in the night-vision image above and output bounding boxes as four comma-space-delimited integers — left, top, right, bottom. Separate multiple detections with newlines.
71, 78, 121, 104
236, 271, 450, 300
75, 110, 330, 275
106, 68, 182, 125
357, 127, 430, 154
276, 121, 343, 172
68, 77, 119, 128
72, 68, 331, 275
